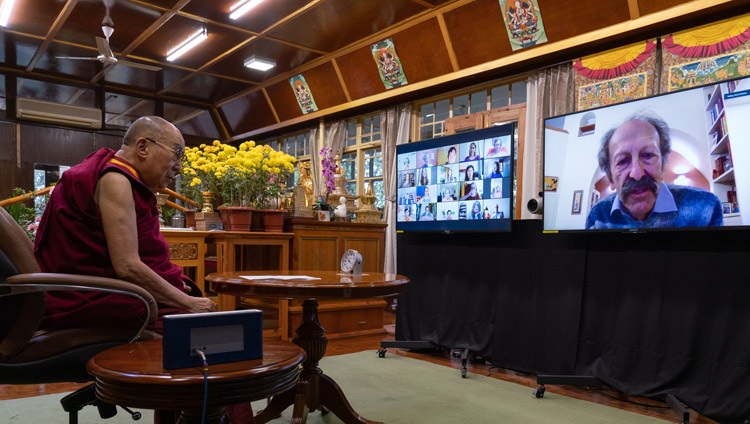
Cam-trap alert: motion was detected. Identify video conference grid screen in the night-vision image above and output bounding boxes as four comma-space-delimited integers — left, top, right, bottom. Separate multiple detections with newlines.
396, 125, 514, 232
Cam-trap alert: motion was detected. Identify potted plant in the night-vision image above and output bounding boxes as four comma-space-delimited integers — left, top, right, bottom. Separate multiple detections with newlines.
244, 143, 296, 232
181, 140, 295, 232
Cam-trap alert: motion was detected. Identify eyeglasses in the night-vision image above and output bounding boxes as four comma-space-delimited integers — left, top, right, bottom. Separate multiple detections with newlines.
146, 137, 185, 162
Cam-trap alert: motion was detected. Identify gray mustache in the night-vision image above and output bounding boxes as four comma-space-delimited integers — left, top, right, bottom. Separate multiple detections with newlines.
621, 175, 658, 198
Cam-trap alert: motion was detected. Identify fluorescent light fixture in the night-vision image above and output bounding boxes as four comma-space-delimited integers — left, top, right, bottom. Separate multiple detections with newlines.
244, 55, 275, 71
0, 0, 16, 27
166, 28, 208, 62
229, 0, 264, 20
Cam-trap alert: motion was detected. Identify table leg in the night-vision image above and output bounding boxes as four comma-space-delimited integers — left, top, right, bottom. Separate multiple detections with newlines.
178, 407, 228, 424
255, 300, 380, 424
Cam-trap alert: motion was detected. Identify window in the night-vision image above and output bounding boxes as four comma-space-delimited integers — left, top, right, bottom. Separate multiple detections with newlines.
343, 113, 384, 209
267, 130, 312, 189
416, 79, 527, 141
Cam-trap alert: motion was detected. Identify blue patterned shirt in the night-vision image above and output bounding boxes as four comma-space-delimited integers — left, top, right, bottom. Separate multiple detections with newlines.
586, 183, 724, 229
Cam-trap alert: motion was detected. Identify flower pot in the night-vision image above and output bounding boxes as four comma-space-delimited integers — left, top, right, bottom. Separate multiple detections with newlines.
218, 206, 253, 231
262, 209, 285, 232
250, 209, 265, 232
184, 209, 197, 229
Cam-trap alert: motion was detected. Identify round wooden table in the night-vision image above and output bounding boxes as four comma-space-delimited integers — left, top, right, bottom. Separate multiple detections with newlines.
87, 338, 305, 424
207, 270, 410, 424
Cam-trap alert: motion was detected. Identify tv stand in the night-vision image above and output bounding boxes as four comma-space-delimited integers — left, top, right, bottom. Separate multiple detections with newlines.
379, 341, 477, 378
377, 340, 440, 358
534, 375, 691, 423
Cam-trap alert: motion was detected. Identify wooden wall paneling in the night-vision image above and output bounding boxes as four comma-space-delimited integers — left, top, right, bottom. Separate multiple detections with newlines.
390, 19, 455, 83
295, 236, 340, 270
336, 48, 388, 100
343, 237, 384, 273
94, 132, 125, 151
293, 62, 349, 111
265, 78, 310, 123
18, 125, 97, 191
0, 121, 18, 198
442, 0, 512, 69
537, 0, 631, 42
221, 90, 278, 136
637, 0, 694, 17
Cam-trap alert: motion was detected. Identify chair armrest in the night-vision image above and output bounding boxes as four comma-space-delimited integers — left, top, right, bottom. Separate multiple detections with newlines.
5, 273, 158, 328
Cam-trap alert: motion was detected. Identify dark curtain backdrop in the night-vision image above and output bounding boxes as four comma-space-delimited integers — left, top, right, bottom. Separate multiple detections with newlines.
396, 220, 750, 423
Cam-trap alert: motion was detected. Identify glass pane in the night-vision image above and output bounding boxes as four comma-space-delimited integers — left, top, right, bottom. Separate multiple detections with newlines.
452, 94, 469, 116
435, 99, 450, 121
372, 114, 381, 134
296, 135, 305, 153
511, 81, 527, 104
420, 103, 435, 124
364, 148, 382, 178
420, 126, 434, 140
346, 181, 357, 195
470, 91, 488, 113
491, 85, 509, 109
342, 152, 356, 180
372, 179, 385, 209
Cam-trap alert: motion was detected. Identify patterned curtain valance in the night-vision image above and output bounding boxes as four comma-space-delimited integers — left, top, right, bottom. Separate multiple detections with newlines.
662, 15, 750, 58
573, 40, 656, 80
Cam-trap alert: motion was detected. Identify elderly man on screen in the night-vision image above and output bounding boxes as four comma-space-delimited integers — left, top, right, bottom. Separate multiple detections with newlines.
586, 113, 723, 229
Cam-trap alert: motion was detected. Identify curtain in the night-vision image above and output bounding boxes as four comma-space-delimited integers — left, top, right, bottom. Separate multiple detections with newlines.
308, 124, 322, 200
381, 103, 411, 274
523, 63, 574, 219
326, 120, 347, 157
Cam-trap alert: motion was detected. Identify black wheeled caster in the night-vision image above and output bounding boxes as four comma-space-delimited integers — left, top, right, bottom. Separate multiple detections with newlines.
532, 385, 546, 398
377, 348, 387, 358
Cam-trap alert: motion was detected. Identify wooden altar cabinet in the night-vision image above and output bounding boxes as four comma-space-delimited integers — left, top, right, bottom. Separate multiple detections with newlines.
242, 218, 389, 340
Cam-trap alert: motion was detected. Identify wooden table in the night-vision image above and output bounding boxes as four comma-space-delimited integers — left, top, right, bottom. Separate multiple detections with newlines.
207, 270, 410, 424
87, 338, 305, 424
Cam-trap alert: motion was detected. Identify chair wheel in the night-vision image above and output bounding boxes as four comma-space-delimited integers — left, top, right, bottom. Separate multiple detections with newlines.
377, 348, 386, 358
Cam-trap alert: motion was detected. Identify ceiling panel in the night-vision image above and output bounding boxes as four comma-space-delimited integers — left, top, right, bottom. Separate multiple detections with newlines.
1, 0, 747, 142
266, 0, 433, 52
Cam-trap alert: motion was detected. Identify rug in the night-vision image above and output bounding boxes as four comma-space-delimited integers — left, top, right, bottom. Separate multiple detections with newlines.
1, 350, 670, 423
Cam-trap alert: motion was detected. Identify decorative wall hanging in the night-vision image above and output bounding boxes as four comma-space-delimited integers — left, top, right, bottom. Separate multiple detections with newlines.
289, 74, 318, 114
661, 14, 750, 92
371, 38, 408, 89
573, 40, 657, 111
499, 0, 547, 51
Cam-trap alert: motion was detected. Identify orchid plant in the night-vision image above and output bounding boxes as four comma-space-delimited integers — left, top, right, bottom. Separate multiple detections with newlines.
319, 147, 338, 210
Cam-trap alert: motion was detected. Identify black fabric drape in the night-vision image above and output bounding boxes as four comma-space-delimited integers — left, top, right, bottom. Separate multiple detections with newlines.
396, 220, 750, 423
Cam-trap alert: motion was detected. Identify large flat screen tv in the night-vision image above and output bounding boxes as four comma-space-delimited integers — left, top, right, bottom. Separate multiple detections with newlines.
396, 124, 514, 232
543, 75, 750, 233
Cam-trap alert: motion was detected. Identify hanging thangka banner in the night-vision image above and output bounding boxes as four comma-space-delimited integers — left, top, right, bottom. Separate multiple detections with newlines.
661, 14, 750, 92
573, 40, 657, 111
499, 0, 547, 51
289, 74, 318, 114
371, 38, 408, 89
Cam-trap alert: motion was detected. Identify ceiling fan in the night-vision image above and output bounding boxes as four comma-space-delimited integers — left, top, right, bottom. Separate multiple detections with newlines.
56, 15, 162, 72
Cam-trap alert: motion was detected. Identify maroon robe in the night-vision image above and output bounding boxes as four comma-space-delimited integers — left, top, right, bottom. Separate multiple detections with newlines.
34, 148, 192, 331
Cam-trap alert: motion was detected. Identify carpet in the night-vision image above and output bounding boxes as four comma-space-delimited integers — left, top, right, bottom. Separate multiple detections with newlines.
1, 350, 670, 423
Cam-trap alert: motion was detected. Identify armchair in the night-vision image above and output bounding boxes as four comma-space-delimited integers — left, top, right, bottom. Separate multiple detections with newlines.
0, 206, 158, 423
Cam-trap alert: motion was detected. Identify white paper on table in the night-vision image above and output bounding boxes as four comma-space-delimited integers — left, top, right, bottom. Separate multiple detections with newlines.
240, 275, 321, 281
